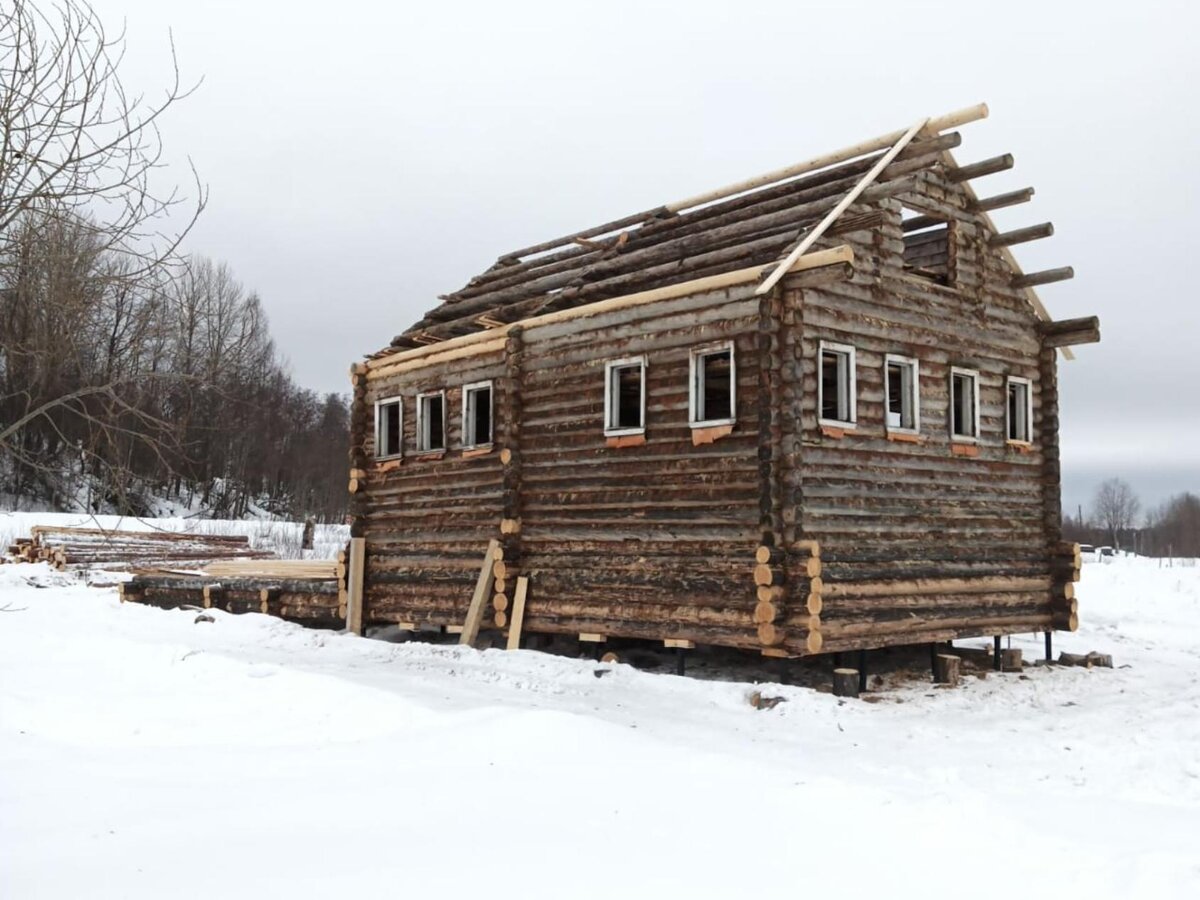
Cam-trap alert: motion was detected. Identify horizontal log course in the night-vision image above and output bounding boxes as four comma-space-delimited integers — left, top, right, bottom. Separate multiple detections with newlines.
1013, 267, 1073, 289
821, 576, 1052, 598
947, 154, 1014, 183
989, 222, 1053, 247
1040, 316, 1100, 348
970, 187, 1034, 212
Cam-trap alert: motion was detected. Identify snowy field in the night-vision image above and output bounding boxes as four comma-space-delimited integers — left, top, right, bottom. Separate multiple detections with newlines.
1, 556, 1198, 899
0, 511, 349, 561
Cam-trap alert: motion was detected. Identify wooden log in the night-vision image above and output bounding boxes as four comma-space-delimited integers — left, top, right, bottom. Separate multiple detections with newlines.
506, 576, 529, 651
346, 538, 366, 635
1058, 651, 1113, 668
757, 622, 785, 646
753, 564, 784, 586
989, 222, 1053, 247
823, 576, 1052, 598
947, 154, 1013, 182
934, 654, 961, 686
460, 539, 500, 647
970, 187, 1034, 212
832, 668, 859, 698
1013, 267, 1074, 289
1040, 316, 1100, 347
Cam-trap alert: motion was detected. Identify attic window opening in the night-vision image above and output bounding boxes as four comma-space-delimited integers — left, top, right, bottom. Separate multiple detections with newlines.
416, 391, 446, 452
1007, 376, 1033, 443
902, 206, 952, 286
950, 367, 980, 442
604, 357, 646, 436
463, 381, 493, 448
819, 341, 856, 428
690, 343, 736, 427
374, 397, 403, 459
885, 354, 919, 432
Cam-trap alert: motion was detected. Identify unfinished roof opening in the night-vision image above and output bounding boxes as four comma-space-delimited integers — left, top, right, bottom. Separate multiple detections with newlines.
902, 206, 953, 285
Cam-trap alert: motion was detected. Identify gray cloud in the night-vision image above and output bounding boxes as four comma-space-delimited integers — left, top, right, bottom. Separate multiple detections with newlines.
96, 0, 1199, 511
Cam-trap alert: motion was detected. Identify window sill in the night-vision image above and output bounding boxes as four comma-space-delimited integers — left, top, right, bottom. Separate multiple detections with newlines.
691, 423, 734, 446
606, 433, 647, 449
1006, 439, 1035, 454
374, 458, 402, 473
820, 423, 857, 439
461, 444, 494, 459
412, 449, 446, 461
950, 442, 980, 457
886, 430, 924, 444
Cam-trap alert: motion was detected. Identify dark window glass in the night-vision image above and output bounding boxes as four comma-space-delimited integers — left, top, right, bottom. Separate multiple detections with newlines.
700, 351, 733, 421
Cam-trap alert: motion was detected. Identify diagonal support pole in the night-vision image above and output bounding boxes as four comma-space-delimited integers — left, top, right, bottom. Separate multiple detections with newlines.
755, 117, 930, 296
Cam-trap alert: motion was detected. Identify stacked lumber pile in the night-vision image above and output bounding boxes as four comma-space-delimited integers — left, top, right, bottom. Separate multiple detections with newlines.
9, 526, 276, 572
119, 556, 347, 630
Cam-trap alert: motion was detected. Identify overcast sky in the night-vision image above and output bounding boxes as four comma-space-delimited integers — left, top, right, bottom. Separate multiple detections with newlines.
93, 0, 1198, 514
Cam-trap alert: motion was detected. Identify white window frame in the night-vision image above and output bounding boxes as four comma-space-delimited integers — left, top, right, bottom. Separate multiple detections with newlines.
603, 356, 647, 437
1006, 376, 1034, 444
461, 380, 494, 449
689, 341, 737, 428
949, 367, 981, 442
818, 340, 857, 428
416, 389, 447, 452
884, 354, 920, 434
374, 396, 403, 460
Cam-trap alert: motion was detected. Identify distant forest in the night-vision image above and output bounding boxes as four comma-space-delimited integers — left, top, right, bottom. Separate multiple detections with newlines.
0, 224, 349, 520
0, 1, 349, 521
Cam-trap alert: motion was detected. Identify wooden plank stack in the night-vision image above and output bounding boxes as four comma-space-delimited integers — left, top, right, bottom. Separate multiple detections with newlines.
9, 526, 276, 572
119, 555, 348, 630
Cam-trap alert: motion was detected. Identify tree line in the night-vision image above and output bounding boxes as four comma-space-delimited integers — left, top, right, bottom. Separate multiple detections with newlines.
1063, 477, 1200, 559
0, 0, 348, 521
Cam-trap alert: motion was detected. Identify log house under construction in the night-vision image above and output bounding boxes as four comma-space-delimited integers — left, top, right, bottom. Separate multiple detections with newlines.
345, 103, 1099, 661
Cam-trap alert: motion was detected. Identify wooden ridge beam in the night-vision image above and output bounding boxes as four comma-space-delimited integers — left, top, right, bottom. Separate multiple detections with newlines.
947, 154, 1014, 182
1013, 266, 1074, 288
1040, 315, 1100, 347
971, 187, 1035, 212
989, 222, 1053, 247
667, 103, 986, 214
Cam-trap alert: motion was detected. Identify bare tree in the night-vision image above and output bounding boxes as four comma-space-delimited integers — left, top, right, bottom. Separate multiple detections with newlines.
1091, 478, 1141, 549
1, 0, 204, 503
0, 0, 205, 265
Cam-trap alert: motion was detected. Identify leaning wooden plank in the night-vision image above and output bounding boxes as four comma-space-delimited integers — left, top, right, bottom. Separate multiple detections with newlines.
346, 538, 366, 635
460, 538, 500, 647
506, 576, 530, 651
756, 117, 929, 295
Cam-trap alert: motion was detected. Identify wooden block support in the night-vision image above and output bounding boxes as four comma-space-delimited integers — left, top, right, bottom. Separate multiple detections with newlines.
506, 576, 529, 651
346, 537, 366, 635
832, 668, 859, 698
578, 633, 606, 643
459, 538, 500, 647
934, 653, 961, 686
664, 639, 695, 649
1000, 648, 1023, 672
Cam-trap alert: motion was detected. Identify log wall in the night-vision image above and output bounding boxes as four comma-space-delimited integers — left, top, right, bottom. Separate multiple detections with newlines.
783, 168, 1061, 654
351, 161, 1075, 656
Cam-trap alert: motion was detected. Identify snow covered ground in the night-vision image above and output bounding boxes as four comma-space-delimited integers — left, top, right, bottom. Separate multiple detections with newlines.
2, 556, 1198, 899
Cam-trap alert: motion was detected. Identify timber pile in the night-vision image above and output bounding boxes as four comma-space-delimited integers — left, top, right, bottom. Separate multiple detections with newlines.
119, 555, 347, 630
10, 526, 275, 572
